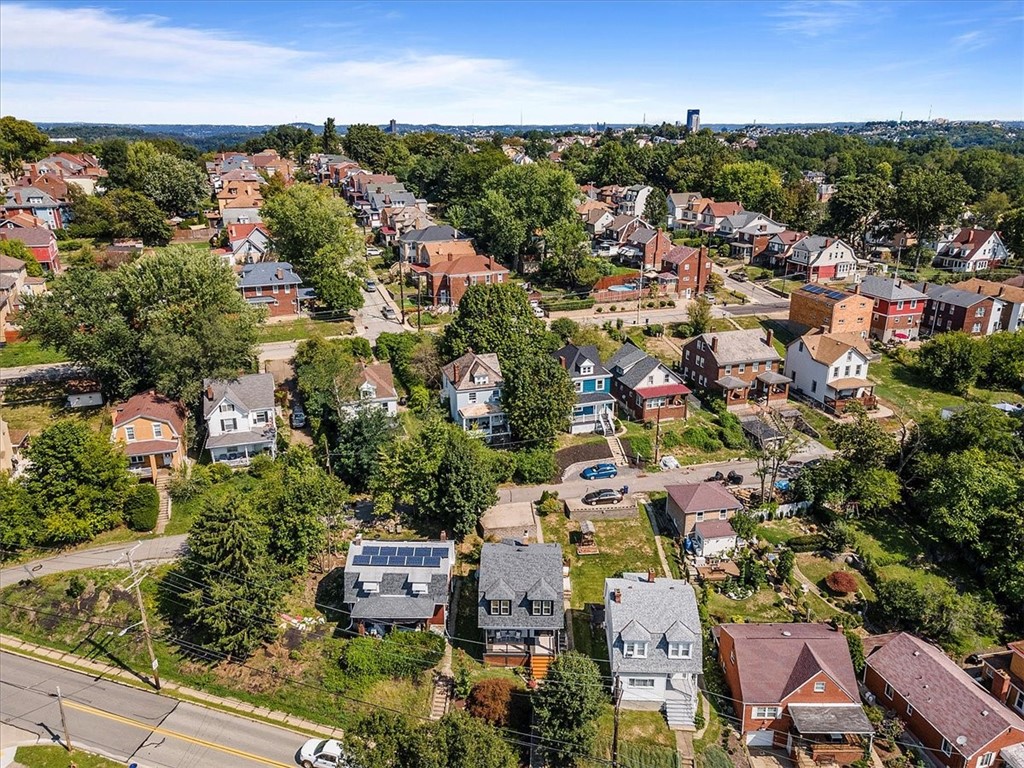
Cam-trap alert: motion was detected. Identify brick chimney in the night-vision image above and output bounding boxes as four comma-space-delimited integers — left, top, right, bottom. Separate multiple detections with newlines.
711, 336, 718, 353
275, 267, 284, 280
765, 328, 774, 348
205, 385, 214, 400
647, 569, 656, 584
440, 530, 447, 541
991, 669, 1012, 704
613, 589, 622, 603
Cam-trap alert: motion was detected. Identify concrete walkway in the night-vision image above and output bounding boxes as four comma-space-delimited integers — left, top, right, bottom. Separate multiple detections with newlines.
0, 634, 344, 741
641, 499, 673, 578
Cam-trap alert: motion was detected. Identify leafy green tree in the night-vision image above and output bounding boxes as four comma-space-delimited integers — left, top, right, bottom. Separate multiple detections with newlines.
550, 317, 579, 342
0, 239, 43, 277
96, 138, 131, 188
686, 295, 714, 335
502, 353, 574, 446
176, 490, 284, 658
332, 407, 399, 492
321, 117, 341, 154
983, 330, 1024, 389
446, 145, 511, 206
777, 548, 795, 582
432, 430, 499, 538
826, 174, 891, 255
0, 116, 50, 175
534, 652, 605, 768
244, 124, 317, 161
781, 179, 825, 233
0, 475, 38, 555
260, 183, 363, 272
998, 207, 1024, 259
430, 712, 518, 768
713, 161, 785, 215
643, 187, 668, 227
343, 124, 394, 171
850, 467, 901, 513
889, 167, 970, 271
67, 187, 173, 246
440, 282, 550, 361
125, 141, 209, 215
916, 332, 988, 394
829, 404, 896, 468
294, 336, 361, 438
306, 243, 367, 313
729, 511, 759, 541
588, 140, 640, 186
973, 191, 1010, 229
21, 246, 261, 400
540, 217, 590, 287
472, 189, 526, 262
24, 421, 134, 545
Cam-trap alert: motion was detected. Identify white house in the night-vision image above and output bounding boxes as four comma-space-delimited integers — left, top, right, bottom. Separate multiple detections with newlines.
667, 192, 700, 229
440, 351, 509, 441
202, 373, 278, 466
605, 575, 702, 729
617, 185, 653, 217
347, 362, 399, 417
787, 236, 857, 282
934, 228, 1010, 272
692, 520, 738, 557
784, 331, 876, 412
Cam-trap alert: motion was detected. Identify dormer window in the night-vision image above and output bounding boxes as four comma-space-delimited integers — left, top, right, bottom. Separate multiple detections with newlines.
218, 403, 234, 412
667, 642, 692, 659
623, 641, 648, 658
152, 423, 163, 439
580, 364, 593, 376
124, 426, 135, 441
490, 600, 511, 616
474, 374, 488, 386
531, 600, 553, 616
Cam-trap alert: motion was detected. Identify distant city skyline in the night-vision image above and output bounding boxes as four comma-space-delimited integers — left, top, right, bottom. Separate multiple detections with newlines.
1, 0, 1022, 125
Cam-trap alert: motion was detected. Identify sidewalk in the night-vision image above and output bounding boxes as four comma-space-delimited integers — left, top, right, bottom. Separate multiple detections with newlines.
0, 634, 344, 742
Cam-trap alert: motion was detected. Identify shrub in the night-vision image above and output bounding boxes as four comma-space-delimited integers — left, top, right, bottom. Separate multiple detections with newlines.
681, 426, 723, 453
514, 448, 557, 484
788, 533, 824, 552
540, 298, 596, 312
467, 678, 520, 726
717, 411, 747, 449
627, 434, 653, 462
538, 494, 562, 517
341, 631, 445, 680
167, 463, 211, 501
125, 484, 160, 531
408, 384, 432, 414
209, 462, 234, 482
825, 570, 859, 594
487, 450, 517, 485
700, 745, 732, 768
66, 575, 86, 599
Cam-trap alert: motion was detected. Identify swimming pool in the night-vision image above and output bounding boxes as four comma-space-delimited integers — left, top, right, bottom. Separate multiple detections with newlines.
607, 283, 638, 292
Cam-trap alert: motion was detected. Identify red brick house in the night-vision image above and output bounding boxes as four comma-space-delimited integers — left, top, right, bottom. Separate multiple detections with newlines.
0, 225, 61, 273
660, 245, 712, 299
856, 277, 929, 342
714, 623, 872, 759
679, 329, 789, 409
978, 640, 1024, 719
414, 254, 509, 308
864, 633, 1024, 768
237, 261, 306, 317
606, 342, 689, 423
914, 282, 1002, 337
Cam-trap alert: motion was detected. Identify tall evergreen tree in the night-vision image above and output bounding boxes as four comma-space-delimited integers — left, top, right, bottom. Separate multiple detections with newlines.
533, 652, 605, 768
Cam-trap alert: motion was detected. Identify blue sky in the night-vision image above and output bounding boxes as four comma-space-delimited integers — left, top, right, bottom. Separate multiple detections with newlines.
1, 0, 1022, 125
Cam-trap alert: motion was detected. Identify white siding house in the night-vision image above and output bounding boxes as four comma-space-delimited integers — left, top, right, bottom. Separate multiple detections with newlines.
784, 332, 875, 410
440, 352, 509, 441
202, 373, 278, 466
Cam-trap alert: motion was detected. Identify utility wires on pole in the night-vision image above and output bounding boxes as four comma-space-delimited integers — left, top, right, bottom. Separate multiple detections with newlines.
114, 545, 161, 692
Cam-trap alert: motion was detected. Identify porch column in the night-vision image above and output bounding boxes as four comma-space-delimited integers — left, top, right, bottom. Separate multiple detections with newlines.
148, 453, 157, 478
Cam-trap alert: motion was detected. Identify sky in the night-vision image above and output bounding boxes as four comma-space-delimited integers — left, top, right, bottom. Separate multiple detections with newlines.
1, 0, 1022, 126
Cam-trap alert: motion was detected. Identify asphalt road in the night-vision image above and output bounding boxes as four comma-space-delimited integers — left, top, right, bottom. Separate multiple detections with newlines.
0, 652, 314, 767
355, 282, 408, 343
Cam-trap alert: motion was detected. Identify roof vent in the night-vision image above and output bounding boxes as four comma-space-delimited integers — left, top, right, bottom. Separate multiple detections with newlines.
782, 630, 792, 637
956, 737, 968, 747
982, 710, 989, 717
912, 650, 920, 656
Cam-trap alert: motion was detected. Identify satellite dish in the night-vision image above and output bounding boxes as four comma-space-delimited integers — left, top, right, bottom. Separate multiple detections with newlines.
956, 737, 968, 747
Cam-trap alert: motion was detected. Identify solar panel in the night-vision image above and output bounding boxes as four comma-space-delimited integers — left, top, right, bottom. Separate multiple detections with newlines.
424, 557, 442, 567
370, 556, 389, 566
431, 548, 449, 558
414, 547, 431, 557
379, 546, 397, 556
406, 556, 424, 567
825, 289, 847, 300
397, 547, 417, 558
362, 546, 380, 556
388, 556, 406, 566
351, 555, 372, 566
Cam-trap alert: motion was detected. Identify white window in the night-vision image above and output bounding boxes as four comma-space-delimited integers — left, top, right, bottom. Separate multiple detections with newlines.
532, 601, 553, 616
855, 365, 862, 375
581, 365, 593, 375
941, 740, 952, 757
832, 366, 840, 378
884, 683, 893, 699
574, 381, 583, 393
627, 678, 655, 688
975, 307, 986, 317
738, 363, 745, 373
490, 600, 511, 616
597, 379, 605, 391
972, 323, 982, 333
910, 300, 918, 309
667, 642, 692, 659
124, 426, 135, 441
814, 681, 826, 693
622, 642, 648, 659
752, 706, 781, 719
844, 365, 851, 376
469, 392, 478, 403
1014, 689, 1024, 713
695, 511, 705, 522
724, 365, 732, 375
906, 703, 914, 716
897, 300, 904, 310
752, 362, 759, 373
719, 509, 728, 519
473, 374, 488, 385
219, 403, 234, 412
152, 423, 163, 439
979, 753, 995, 768
221, 418, 237, 432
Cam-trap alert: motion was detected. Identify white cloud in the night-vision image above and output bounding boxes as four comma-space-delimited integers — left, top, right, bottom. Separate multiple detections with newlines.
771, 0, 866, 36
952, 30, 989, 52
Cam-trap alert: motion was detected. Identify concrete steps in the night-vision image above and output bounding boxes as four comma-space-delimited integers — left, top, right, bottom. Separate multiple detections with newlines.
664, 699, 696, 731
429, 674, 453, 720
605, 434, 628, 466
154, 474, 172, 534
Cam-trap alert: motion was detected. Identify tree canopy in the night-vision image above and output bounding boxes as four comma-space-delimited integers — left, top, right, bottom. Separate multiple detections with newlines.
533, 652, 605, 768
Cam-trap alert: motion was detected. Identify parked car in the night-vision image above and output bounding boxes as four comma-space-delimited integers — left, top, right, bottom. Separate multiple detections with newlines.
582, 488, 623, 505
298, 738, 348, 768
730, 270, 748, 282
290, 403, 306, 428
532, 305, 546, 319
382, 305, 398, 321
726, 470, 743, 485
366, 247, 383, 256
581, 463, 618, 480
364, 279, 377, 292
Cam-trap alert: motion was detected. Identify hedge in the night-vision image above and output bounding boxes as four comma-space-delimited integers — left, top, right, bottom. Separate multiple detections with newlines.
788, 533, 825, 552
540, 298, 596, 312
125, 484, 160, 531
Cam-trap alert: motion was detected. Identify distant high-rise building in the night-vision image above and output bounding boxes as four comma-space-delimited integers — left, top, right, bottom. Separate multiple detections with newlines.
686, 109, 700, 133
388, 118, 397, 134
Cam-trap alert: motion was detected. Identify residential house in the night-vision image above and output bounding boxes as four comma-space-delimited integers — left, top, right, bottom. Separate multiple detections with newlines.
16, 172, 69, 201
0, 255, 27, 339
399, 224, 470, 264
216, 181, 263, 225
237, 262, 306, 318
617, 185, 653, 217
343, 537, 455, 635
678, 196, 712, 231
660, 245, 711, 300
478, 540, 565, 679
697, 201, 744, 233
787, 236, 858, 282
864, 632, 1024, 768
379, 206, 433, 245
667, 192, 701, 229
349, 362, 399, 417
202, 373, 278, 465
784, 331, 877, 413
226, 223, 272, 264
0, 417, 12, 474
600, 215, 648, 254
691, 519, 739, 557
759, 230, 808, 270
715, 623, 873, 759
111, 391, 187, 481
914, 282, 1003, 337
728, 215, 788, 261
665, 482, 743, 538
2, 187, 69, 230
856, 277, 929, 342
415, 254, 508, 308
347, 173, 398, 202
788, 284, 871, 337
553, 343, 616, 434
934, 228, 1009, 272
415, 238, 479, 268
440, 352, 509, 440
585, 208, 616, 238
0, 225, 61, 273
620, 227, 672, 271
977, 640, 1024, 718
598, 185, 626, 207
952, 279, 1024, 332
679, 329, 789, 409
605, 574, 702, 729
607, 342, 690, 423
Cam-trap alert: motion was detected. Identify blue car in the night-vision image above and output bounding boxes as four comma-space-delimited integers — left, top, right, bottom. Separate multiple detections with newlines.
581, 463, 618, 480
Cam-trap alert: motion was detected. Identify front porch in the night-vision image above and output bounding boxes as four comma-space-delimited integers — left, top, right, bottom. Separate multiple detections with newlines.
788, 703, 873, 767
570, 395, 616, 434
483, 630, 559, 678
825, 379, 877, 414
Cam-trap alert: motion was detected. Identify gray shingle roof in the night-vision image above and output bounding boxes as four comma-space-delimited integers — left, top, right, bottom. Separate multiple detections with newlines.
399, 224, 466, 244
441, 352, 503, 390
553, 344, 610, 379
693, 329, 781, 365
912, 282, 990, 309
478, 542, 564, 631
605, 577, 702, 675
202, 373, 276, 418
857, 276, 928, 302
237, 262, 302, 288
343, 539, 454, 622
607, 343, 683, 391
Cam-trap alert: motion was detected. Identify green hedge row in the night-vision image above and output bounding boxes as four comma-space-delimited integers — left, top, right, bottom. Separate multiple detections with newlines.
541, 298, 596, 312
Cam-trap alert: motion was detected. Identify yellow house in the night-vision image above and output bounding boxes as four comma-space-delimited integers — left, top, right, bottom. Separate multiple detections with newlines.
111, 391, 187, 481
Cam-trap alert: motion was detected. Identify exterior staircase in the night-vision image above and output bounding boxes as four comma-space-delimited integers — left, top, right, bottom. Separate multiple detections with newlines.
664, 697, 697, 730
428, 673, 453, 720
154, 472, 172, 534
605, 433, 628, 467
529, 654, 553, 679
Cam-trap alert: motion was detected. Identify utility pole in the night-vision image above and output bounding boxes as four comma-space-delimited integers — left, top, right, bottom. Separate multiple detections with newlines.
115, 546, 161, 692
611, 677, 623, 767
398, 251, 406, 324
417, 274, 423, 332
56, 686, 73, 753
654, 401, 664, 464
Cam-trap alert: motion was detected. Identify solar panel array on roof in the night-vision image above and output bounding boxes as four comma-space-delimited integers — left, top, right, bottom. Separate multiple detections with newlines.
353, 545, 450, 570
802, 284, 848, 301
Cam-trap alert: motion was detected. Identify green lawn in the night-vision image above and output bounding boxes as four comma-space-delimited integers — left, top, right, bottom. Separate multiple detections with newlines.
620, 410, 747, 468
594, 708, 678, 768
706, 586, 793, 624
756, 517, 807, 546
15, 746, 123, 768
257, 318, 354, 343
796, 553, 875, 600
0, 340, 68, 367
541, 509, 663, 609
164, 473, 260, 536
767, 279, 797, 295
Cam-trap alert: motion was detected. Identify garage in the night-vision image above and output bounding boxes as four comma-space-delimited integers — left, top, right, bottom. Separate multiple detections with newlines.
746, 730, 775, 748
